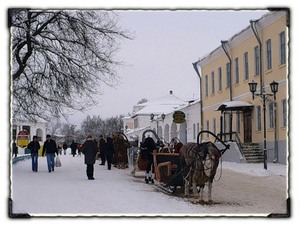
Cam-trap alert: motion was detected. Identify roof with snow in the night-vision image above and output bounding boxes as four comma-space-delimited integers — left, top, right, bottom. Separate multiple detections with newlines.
134, 91, 189, 116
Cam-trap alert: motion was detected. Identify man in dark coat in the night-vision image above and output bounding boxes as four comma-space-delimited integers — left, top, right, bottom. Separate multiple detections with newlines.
81, 135, 98, 180
27, 135, 40, 172
140, 136, 157, 184
98, 135, 106, 165
70, 140, 77, 157
104, 137, 115, 170
42, 134, 58, 173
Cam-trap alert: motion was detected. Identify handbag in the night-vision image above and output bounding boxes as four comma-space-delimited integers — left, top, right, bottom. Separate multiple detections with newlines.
55, 156, 62, 167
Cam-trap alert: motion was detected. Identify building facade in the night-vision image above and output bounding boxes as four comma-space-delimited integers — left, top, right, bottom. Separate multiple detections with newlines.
12, 121, 48, 155
123, 91, 200, 146
195, 10, 288, 164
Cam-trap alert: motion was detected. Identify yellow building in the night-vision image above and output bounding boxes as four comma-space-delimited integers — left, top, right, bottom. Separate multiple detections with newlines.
195, 10, 288, 164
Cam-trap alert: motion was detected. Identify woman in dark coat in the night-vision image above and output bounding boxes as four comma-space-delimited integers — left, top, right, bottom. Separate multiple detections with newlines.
81, 135, 98, 180
140, 136, 157, 184
104, 137, 115, 170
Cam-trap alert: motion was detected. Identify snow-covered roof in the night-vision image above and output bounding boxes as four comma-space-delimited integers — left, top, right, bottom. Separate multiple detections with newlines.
134, 91, 188, 116
216, 101, 253, 111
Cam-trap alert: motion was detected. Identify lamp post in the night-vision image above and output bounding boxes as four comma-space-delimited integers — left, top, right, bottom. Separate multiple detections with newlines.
150, 113, 165, 135
248, 80, 279, 170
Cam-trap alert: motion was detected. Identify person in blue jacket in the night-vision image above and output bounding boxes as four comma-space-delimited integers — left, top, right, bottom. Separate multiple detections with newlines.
27, 136, 40, 172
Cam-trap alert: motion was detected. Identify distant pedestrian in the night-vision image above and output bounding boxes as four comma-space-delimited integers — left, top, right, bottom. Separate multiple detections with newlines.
42, 135, 58, 173
63, 142, 68, 155
12, 140, 18, 158
27, 136, 40, 172
70, 140, 77, 157
98, 135, 106, 165
104, 137, 115, 170
81, 135, 98, 180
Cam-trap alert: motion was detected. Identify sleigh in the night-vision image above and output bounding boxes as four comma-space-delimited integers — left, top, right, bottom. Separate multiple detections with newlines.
154, 130, 230, 193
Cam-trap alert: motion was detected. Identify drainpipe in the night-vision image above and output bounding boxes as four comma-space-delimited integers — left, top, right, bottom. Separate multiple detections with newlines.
273, 101, 278, 163
221, 40, 233, 140
250, 20, 263, 94
192, 62, 203, 137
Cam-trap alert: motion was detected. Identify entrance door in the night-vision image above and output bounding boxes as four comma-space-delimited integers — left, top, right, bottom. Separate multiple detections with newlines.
243, 109, 252, 143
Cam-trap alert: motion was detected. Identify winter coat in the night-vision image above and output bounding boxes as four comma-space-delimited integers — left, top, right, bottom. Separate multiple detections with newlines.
104, 137, 115, 157
140, 137, 156, 161
42, 139, 57, 155
81, 139, 98, 165
99, 138, 106, 152
27, 141, 40, 154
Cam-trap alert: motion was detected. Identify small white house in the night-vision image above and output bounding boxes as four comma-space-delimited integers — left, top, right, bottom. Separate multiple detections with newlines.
12, 121, 48, 155
123, 91, 200, 146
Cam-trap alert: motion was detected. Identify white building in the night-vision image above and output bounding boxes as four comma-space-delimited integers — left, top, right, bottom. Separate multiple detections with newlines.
12, 121, 48, 155
123, 91, 200, 145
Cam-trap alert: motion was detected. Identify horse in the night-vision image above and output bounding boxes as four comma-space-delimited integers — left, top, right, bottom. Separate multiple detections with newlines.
113, 133, 130, 169
179, 142, 221, 204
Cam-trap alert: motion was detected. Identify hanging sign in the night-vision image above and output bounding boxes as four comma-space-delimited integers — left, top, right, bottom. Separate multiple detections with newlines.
173, 111, 186, 124
17, 130, 30, 148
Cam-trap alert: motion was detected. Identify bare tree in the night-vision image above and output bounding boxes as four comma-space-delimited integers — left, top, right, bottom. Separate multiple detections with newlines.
137, 98, 148, 105
9, 9, 131, 122
80, 114, 123, 138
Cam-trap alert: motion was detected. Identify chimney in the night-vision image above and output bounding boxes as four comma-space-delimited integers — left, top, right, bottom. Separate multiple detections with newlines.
169, 90, 173, 95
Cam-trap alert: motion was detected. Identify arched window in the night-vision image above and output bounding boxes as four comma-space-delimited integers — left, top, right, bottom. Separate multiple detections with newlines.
36, 128, 43, 141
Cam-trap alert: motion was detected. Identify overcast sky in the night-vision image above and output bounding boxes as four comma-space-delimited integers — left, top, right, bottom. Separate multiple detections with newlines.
67, 9, 267, 126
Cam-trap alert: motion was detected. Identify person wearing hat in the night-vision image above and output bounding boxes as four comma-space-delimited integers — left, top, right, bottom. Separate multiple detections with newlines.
27, 136, 40, 172
42, 134, 58, 173
81, 134, 98, 180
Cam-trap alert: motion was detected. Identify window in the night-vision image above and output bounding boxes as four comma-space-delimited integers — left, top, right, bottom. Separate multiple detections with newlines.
193, 124, 196, 140
213, 118, 216, 134
282, 99, 287, 127
206, 120, 209, 137
226, 63, 231, 88
205, 75, 208, 97
266, 39, 272, 70
236, 112, 241, 134
211, 71, 215, 94
235, 57, 239, 84
22, 125, 31, 134
244, 52, 249, 80
256, 106, 261, 131
218, 67, 222, 91
254, 45, 260, 75
197, 123, 200, 134
269, 103, 274, 128
279, 31, 286, 64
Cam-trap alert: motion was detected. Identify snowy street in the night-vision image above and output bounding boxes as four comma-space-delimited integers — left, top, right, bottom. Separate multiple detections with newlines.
11, 149, 288, 217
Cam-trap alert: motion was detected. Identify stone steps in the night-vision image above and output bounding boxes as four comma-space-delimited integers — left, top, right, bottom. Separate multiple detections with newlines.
240, 143, 264, 163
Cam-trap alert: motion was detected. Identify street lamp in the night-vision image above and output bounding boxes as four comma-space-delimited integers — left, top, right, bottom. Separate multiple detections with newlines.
248, 80, 279, 170
150, 113, 165, 135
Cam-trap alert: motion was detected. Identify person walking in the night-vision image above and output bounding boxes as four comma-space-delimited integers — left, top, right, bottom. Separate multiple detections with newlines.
12, 140, 18, 158
27, 136, 40, 172
70, 140, 77, 157
63, 142, 68, 155
98, 135, 106, 165
140, 136, 157, 184
42, 134, 58, 173
81, 135, 98, 180
104, 136, 115, 170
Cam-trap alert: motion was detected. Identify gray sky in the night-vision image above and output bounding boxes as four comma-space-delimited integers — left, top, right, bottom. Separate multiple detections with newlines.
68, 9, 267, 126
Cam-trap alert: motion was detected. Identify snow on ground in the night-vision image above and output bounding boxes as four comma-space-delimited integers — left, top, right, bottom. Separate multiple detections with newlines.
11, 150, 288, 217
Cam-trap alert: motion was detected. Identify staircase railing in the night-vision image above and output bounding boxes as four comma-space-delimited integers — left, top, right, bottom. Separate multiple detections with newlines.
216, 132, 243, 151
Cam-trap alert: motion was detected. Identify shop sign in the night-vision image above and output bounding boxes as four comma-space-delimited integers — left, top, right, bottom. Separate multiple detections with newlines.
173, 111, 186, 124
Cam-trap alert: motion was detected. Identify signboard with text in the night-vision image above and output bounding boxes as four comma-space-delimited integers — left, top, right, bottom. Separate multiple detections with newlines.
17, 130, 29, 148
173, 111, 186, 124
